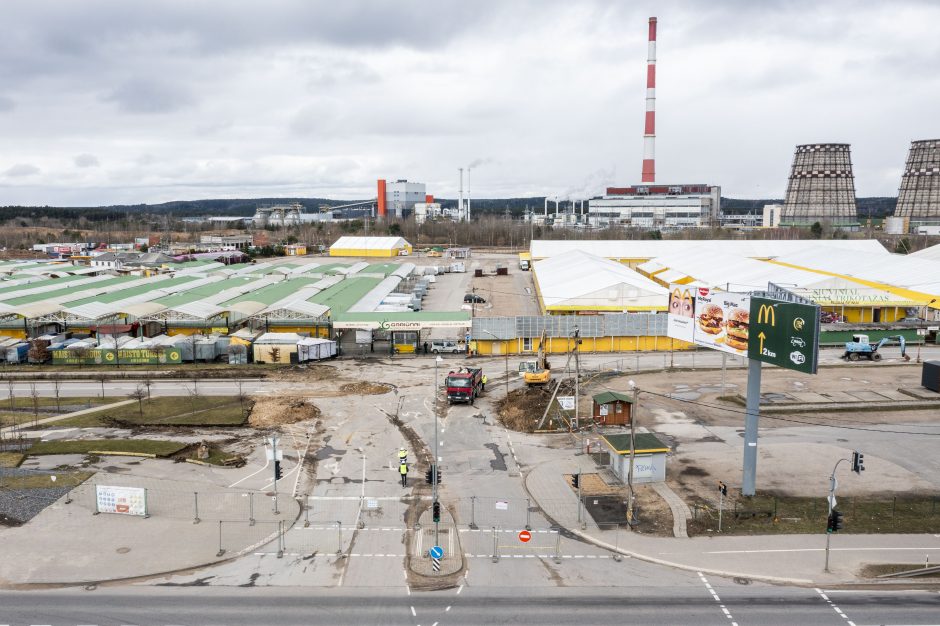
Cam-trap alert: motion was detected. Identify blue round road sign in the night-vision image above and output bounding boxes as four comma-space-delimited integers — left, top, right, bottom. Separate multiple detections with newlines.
430, 545, 444, 559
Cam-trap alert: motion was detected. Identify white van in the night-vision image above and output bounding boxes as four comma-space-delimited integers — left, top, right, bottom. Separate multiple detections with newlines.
430, 341, 462, 354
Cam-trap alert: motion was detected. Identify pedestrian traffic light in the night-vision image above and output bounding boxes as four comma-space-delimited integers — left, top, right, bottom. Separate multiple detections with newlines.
432, 501, 441, 523
827, 509, 844, 532
571, 474, 580, 489
718, 481, 727, 497
274, 460, 282, 481
851, 451, 865, 474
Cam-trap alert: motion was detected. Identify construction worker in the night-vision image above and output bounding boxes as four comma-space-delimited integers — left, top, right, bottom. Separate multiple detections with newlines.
398, 447, 408, 464
399, 462, 408, 487
482, 374, 488, 392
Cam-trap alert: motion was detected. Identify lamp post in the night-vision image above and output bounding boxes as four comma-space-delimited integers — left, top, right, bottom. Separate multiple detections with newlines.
480, 329, 510, 399
627, 380, 639, 525
433, 355, 443, 547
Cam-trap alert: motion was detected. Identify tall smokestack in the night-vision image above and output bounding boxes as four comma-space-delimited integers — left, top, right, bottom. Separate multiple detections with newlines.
466, 167, 471, 221
642, 16, 657, 183
458, 167, 464, 222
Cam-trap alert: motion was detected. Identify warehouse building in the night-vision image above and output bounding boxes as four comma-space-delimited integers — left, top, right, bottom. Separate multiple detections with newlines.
587, 184, 721, 229
329, 236, 413, 258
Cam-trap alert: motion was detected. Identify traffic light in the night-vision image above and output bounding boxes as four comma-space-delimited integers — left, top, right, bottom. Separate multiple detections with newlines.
425, 467, 434, 485
718, 481, 728, 497
434, 466, 442, 485
571, 474, 580, 489
826, 509, 844, 532
274, 460, 282, 481
432, 501, 441, 523
851, 451, 865, 474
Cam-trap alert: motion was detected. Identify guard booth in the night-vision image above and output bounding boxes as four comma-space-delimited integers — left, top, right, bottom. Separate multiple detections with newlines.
601, 433, 669, 484
391, 330, 418, 354
592, 391, 633, 426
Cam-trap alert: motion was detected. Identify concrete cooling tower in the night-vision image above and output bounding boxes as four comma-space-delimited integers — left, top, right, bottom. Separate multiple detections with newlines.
781, 143, 859, 229
895, 139, 940, 225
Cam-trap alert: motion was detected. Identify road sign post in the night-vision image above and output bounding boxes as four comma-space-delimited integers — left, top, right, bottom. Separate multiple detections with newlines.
518, 530, 531, 543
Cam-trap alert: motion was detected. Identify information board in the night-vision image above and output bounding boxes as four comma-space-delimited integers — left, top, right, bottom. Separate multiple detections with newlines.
96, 485, 148, 516
747, 297, 820, 374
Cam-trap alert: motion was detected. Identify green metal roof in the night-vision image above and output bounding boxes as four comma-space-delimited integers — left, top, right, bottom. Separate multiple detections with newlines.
309, 276, 382, 314
0, 276, 137, 306
173, 260, 217, 268
64, 276, 202, 306
592, 391, 634, 405
0, 274, 86, 297
154, 277, 258, 308
222, 277, 322, 306
601, 433, 669, 455
363, 263, 400, 276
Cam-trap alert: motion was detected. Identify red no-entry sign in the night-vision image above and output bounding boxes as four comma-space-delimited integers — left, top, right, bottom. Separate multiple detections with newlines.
518, 530, 531, 543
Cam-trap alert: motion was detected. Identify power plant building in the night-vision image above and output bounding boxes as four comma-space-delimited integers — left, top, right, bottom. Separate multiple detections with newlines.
376, 179, 426, 219
587, 185, 721, 229
895, 139, 940, 228
781, 143, 859, 229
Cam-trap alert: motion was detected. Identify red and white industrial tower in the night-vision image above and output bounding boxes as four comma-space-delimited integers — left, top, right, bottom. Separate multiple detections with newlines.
641, 16, 657, 183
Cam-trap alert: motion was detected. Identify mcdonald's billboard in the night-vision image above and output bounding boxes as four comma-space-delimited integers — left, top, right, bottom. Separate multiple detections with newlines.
747, 296, 820, 374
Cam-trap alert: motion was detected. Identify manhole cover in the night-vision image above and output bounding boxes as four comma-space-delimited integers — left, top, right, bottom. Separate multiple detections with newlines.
116, 547, 131, 554
733, 577, 751, 585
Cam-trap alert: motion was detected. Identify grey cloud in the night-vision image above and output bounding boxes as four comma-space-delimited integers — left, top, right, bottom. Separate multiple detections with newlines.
3, 163, 41, 177
0, 96, 14, 112
73, 154, 100, 168
103, 79, 194, 114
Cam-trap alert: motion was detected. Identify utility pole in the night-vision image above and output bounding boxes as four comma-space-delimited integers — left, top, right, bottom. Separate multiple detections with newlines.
627, 381, 638, 524
573, 326, 581, 441
433, 355, 443, 547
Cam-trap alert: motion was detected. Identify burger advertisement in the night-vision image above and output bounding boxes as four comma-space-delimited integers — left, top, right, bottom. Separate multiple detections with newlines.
667, 285, 751, 355
692, 287, 751, 355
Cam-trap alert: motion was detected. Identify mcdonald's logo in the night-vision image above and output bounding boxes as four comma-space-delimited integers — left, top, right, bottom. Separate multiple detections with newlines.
757, 304, 776, 326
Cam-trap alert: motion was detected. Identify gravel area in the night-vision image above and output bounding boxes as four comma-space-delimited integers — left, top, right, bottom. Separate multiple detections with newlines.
0, 467, 74, 525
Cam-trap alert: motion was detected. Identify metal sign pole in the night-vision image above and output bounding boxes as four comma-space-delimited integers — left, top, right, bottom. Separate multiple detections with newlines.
742, 359, 762, 496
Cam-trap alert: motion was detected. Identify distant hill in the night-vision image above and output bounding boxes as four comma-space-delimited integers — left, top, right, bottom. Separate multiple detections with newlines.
1, 196, 900, 219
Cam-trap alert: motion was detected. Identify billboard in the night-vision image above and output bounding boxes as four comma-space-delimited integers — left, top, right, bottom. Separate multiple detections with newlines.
95, 485, 148, 516
747, 296, 820, 374
51, 347, 182, 366
666, 284, 697, 343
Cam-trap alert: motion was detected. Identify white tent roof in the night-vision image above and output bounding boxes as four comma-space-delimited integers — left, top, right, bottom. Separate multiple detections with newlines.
772, 247, 940, 293
529, 239, 888, 260
910, 243, 940, 262
330, 236, 410, 251
533, 250, 668, 310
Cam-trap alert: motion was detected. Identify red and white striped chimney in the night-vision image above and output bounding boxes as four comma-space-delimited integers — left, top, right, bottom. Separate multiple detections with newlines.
641, 16, 657, 183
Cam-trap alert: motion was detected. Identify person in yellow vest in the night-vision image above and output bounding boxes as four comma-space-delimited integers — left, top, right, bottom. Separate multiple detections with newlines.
399, 462, 408, 487
398, 447, 408, 464
482, 374, 488, 392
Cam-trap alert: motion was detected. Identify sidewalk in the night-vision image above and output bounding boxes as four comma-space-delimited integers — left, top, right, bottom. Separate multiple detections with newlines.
0, 400, 135, 436
524, 458, 940, 584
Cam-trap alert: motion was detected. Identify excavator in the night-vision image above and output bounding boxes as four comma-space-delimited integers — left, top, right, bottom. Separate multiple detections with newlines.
520, 329, 552, 385
843, 334, 910, 362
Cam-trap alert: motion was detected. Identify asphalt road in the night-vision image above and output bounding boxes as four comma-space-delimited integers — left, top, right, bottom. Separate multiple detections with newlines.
1, 586, 938, 625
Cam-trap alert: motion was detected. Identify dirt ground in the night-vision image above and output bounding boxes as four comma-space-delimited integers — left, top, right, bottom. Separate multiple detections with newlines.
496, 383, 575, 432
248, 396, 321, 428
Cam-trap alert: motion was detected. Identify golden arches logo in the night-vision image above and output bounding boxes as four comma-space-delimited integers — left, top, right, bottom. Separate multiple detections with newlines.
757, 304, 776, 326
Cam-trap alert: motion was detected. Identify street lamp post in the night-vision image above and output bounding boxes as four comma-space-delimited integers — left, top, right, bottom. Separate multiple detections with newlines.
433, 355, 443, 547
627, 380, 639, 525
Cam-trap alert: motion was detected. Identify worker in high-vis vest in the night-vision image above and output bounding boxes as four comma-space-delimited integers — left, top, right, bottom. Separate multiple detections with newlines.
398, 447, 408, 464
399, 462, 408, 487
482, 374, 488, 392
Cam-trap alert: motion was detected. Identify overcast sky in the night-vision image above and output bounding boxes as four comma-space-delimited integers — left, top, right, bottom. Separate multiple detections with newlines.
1, 0, 939, 206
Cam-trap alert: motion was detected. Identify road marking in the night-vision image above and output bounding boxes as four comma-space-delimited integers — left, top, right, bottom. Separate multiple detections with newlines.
411, 605, 417, 617
227, 442, 271, 488
702, 547, 940, 554
816, 587, 856, 625
698, 572, 738, 626
457, 584, 464, 594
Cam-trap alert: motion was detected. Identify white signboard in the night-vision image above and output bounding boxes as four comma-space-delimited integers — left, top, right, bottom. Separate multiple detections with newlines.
666, 284, 697, 343
495, 500, 509, 511
96, 485, 147, 517
557, 396, 575, 411
265, 449, 284, 461
692, 287, 751, 356
355, 330, 372, 344
599, 404, 609, 416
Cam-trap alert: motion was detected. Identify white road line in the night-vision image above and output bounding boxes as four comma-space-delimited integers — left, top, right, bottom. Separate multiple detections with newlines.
227, 442, 270, 488
411, 606, 417, 617
815, 587, 856, 625
705, 547, 940, 554
698, 572, 738, 626
457, 585, 464, 594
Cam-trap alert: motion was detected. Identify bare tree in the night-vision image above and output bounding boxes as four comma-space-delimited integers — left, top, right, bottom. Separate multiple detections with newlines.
143, 378, 153, 401
97, 373, 108, 399
52, 378, 61, 413
187, 383, 200, 416
235, 379, 250, 418
7, 378, 14, 411
28, 339, 50, 365
129, 385, 147, 417
29, 382, 40, 427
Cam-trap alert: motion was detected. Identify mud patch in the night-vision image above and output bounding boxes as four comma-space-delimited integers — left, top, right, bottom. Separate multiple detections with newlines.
340, 382, 394, 396
248, 396, 321, 428
496, 384, 572, 432
483, 443, 507, 471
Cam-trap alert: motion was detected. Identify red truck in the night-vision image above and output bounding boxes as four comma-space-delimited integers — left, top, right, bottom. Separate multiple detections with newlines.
446, 367, 483, 404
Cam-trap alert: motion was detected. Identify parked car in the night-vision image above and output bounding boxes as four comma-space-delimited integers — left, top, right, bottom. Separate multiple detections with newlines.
430, 341, 462, 354
463, 293, 486, 303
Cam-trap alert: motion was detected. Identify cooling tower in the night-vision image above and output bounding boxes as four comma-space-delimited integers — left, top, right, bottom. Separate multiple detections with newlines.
781, 143, 859, 228
895, 139, 940, 222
